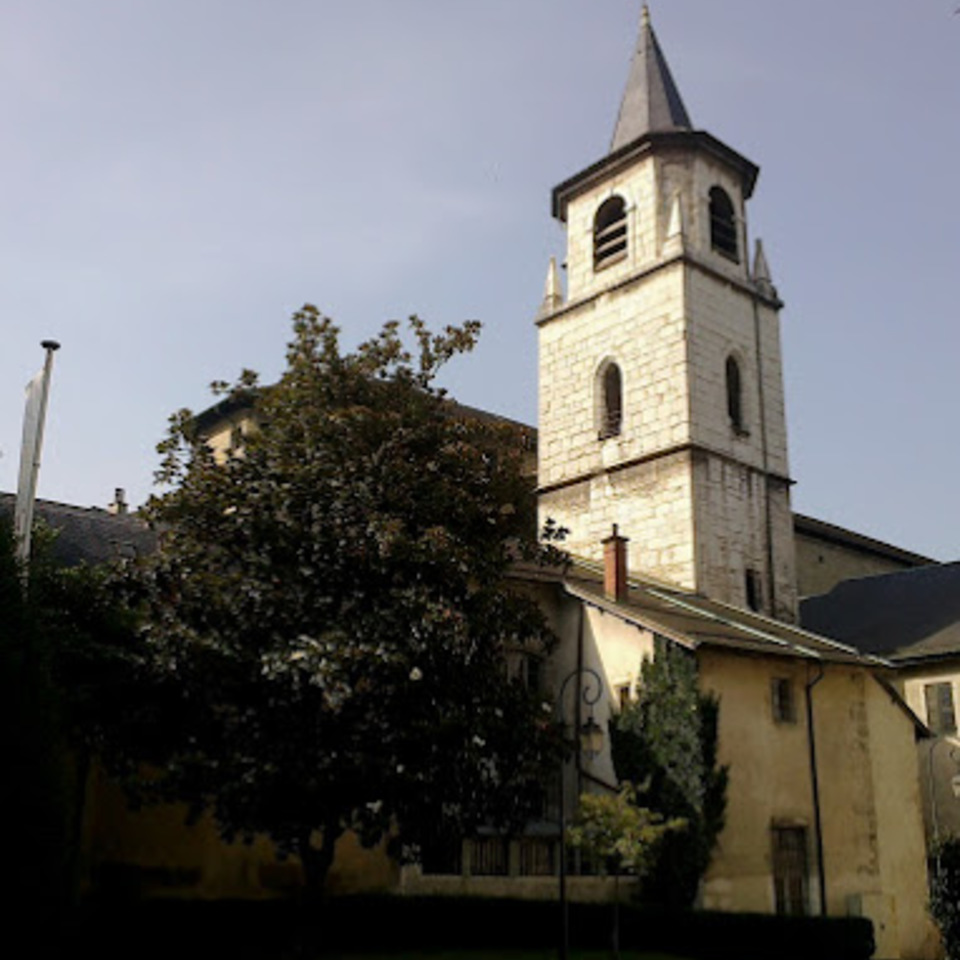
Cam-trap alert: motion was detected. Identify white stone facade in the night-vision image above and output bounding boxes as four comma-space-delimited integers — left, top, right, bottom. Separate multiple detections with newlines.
538, 143, 798, 621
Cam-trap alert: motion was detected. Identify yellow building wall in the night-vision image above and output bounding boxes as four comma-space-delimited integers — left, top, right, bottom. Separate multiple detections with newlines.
83, 765, 398, 900
696, 651, 938, 958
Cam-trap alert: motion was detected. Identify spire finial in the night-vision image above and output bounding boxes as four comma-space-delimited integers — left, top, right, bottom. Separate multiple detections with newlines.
642, 4, 651, 29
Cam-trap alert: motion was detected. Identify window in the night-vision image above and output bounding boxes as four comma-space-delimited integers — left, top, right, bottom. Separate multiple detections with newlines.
709, 186, 739, 261
772, 826, 808, 916
507, 652, 543, 693
726, 355, 745, 434
771, 678, 796, 724
593, 196, 628, 270
598, 362, 623, 439
925, 682, 957, 735
519, 839, 555, 877
469, 836, 508, 876
745, 568, 762, 612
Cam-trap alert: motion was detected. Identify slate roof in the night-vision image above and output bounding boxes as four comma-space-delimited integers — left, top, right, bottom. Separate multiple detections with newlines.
610, 5, 692, 153
801, 563, 960, 662
0, 493, 156, 567
515, 556, 885, 667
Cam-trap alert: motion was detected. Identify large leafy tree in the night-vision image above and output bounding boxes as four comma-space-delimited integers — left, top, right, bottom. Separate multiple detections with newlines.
610, 641, 728, 907
116, 306, 563, 895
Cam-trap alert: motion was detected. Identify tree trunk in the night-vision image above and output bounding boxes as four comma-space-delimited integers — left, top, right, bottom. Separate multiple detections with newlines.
298, 822, 342, 900
296, 823, 342, 958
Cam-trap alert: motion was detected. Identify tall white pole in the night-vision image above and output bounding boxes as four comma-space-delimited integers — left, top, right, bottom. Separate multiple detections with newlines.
14, 339, 60, 571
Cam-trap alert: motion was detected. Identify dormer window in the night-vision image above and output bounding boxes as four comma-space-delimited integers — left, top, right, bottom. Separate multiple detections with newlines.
593, 196, 628, 270
598, 361, 623, 439
709, 187, 739, 262
725, 355, 746, 434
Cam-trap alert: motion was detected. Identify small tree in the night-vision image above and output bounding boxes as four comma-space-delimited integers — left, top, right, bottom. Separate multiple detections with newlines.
568, 784, 684, 957
610, 640, 728, 907
109, 307, 565, 897
930, 837, 960, 960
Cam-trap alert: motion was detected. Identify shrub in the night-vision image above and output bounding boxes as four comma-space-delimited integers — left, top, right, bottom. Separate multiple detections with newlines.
931, 836, 960, 960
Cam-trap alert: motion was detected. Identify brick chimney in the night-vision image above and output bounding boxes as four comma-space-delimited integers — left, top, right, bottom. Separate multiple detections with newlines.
602, 524, 629, 602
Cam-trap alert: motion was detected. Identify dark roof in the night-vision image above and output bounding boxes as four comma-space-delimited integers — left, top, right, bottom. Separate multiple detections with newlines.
610, 5, 691, 151
0, 493, 156, 567
513, 556, 884, 667
800, 563, 960, 661
193, 388, 536, 446
794, 512, 933, 568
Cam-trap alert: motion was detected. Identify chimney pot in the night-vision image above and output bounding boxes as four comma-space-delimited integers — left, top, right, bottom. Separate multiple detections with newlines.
108, 488, 128, 516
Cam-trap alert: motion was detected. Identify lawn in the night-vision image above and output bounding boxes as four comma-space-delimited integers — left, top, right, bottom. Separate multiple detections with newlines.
320, 953, 690, 960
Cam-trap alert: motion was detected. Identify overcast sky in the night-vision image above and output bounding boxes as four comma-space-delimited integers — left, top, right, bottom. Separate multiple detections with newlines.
1, 0, 958, 562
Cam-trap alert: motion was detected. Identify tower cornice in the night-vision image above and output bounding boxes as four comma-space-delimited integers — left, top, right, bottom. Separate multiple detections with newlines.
537, 442, 794, 497
551, 130, 759, 223
535, 250, 782, 330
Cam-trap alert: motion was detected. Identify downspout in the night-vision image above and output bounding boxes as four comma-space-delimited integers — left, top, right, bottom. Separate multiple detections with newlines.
742, 214, 777, 617
575, 603, 585, 789
805, 662, 828, 915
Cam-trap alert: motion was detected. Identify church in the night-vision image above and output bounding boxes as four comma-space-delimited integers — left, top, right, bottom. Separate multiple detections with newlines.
75, 8, 947, 959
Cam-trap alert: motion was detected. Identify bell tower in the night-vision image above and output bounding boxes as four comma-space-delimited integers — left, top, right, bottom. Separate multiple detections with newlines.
537, 6, 797, 622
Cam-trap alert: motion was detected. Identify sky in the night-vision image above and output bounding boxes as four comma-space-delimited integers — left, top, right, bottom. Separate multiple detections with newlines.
1, 0, 958, 562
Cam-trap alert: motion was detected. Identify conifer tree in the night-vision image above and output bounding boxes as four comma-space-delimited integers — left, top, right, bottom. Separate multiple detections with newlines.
610, 641, 728, 907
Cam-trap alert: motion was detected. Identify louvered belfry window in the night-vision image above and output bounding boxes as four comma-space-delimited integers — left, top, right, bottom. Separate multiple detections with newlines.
709, 186, 739, 261
594, 196, 628, 270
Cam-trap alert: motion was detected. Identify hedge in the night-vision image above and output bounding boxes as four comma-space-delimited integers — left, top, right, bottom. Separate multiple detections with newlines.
66, 896, 875, 960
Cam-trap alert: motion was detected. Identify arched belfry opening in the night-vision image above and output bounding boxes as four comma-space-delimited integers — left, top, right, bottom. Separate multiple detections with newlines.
598, 361, 623, 439
709, 186, 739, 262
593, 197, 628, 270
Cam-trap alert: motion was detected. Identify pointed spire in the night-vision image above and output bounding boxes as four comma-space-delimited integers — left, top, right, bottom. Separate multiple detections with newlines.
538, 257, 564, 317
753, 239, 778, 299
610, 5, 692, 153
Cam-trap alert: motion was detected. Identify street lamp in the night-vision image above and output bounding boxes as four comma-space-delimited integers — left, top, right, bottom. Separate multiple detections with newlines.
555, 666, 604, 960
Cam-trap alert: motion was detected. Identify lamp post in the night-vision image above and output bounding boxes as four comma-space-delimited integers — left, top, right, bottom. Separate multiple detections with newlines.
556, 666, 604, 960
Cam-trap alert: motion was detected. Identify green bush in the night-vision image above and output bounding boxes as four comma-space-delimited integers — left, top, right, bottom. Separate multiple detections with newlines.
931, 837, 960, 960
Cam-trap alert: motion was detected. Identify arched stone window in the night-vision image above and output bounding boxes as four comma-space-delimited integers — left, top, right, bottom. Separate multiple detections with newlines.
593, 196, 628, 270
709, 186, 739, 261
725, 354, 745, 433
598, 361, 623, 439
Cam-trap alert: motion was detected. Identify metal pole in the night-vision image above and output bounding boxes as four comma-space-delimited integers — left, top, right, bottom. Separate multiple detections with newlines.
555, 663, 604, 960
14, 340, 60, 573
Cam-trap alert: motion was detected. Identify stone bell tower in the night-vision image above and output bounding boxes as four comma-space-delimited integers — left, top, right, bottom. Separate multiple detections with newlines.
537, 6, 797, 622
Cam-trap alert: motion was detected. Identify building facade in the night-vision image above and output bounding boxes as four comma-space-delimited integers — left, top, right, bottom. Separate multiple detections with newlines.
73, 8, 944, 958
